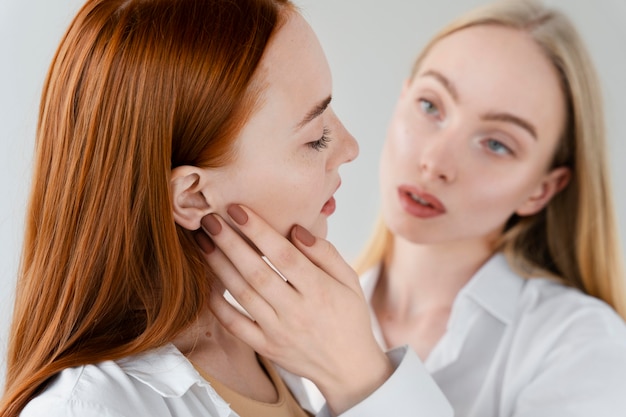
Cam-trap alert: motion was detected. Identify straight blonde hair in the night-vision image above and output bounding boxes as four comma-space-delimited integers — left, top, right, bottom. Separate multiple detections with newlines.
355, 0, 626, 319
1, 0, 291, 415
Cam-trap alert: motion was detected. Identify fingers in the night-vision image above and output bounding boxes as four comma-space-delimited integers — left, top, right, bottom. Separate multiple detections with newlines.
214, 205, 321, 292
208, 283, 267, 349
221, 205, 356, 294
195, 206, 391, 409
203, 236, 278, 324
199, 212, 299, 318
290, 225, 361, 292
193, 229, 215, 255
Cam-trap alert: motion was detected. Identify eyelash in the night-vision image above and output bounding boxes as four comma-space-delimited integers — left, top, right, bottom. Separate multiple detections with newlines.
308, 127, 332, 151
419, 96, 516, 156
485, 138, 513, 156
419, 98, 442, 120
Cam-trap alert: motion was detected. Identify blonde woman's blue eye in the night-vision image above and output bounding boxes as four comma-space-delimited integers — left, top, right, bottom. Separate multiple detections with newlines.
486, 139, 511, 155
308, 127, 332, 151
419, 99, 439, 116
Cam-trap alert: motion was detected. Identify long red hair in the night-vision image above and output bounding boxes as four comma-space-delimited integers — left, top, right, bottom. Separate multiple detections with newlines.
1, 0, 290, 415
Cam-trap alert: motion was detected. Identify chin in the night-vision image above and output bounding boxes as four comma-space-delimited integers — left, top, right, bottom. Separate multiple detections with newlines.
308, 218, 328, 239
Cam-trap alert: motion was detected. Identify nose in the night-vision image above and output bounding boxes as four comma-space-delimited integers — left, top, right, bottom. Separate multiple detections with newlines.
327, 108, 359, 169
419, 131, 457, 183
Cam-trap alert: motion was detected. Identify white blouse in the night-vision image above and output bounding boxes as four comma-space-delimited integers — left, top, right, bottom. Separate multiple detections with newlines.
20, 341, 450, 417
20, 253, 626, 417
289, 253, 626, 416
21, 344, 237, 417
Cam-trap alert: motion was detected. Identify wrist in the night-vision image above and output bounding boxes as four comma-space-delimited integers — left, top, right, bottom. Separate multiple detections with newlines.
316, 348, 394, 415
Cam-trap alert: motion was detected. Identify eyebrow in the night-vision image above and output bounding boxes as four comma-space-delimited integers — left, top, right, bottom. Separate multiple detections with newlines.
482, 112, 537, 140
295, 95, 332, 130
422, 70, 459, 101
420, 69, 537, 140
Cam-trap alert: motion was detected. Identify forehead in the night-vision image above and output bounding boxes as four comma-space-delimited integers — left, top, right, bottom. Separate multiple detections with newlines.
226, 11, 332, 158
417, 25, 566, 142
420, 25, 564, 101
255, 11, 331, 116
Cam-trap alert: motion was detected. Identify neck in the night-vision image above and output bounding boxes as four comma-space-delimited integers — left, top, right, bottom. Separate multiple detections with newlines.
378, 236, 495, 316
173, 306, 278, 403
371, 236, 497, 358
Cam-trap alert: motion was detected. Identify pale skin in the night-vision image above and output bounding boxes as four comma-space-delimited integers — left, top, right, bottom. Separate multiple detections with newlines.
201, 24, 571, 412
170, 9, 391, 415
374, 24, 570, 358
202, 208, 393, 414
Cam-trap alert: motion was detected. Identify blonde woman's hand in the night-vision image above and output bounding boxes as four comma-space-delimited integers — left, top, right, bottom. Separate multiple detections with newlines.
195, 205, 393, 415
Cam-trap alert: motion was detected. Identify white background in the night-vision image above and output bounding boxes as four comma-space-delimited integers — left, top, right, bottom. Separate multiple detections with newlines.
1, 0, 624, 387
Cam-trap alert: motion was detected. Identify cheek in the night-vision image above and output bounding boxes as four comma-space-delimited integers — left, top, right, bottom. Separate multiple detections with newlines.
462, 173, 538, 219
282, 169, 326, 213
236, 167, 326, 236
380, 117, 418, 184
384, 102, 430, 166
387, 113, 414, 152
209, 167, 290, 233
379, 141, 397, 198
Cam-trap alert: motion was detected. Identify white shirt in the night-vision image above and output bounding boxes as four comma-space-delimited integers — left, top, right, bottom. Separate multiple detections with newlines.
21, 344, 236, 417
22, 253, 626, 417
20, 341, 452, 417
296, 253, 626, 416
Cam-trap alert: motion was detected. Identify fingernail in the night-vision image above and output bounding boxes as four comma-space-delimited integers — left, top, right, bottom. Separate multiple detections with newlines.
194, 231, 215, 254
294, 225, 315, 247
227, 204, 248, 225
201, 214, 222, 235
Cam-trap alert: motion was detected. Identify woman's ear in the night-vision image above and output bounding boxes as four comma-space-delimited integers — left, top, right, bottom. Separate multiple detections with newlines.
516, 166, 571, 217
170, 166, 212, 230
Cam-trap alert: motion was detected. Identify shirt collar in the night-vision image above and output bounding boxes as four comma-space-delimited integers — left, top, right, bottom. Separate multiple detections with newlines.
360, 264, 388, 348
360, 253, 526, 372
361, 263, 382, 304
458, 252, 525, 325
117, 344, 232, 416
360, 252, 525, 326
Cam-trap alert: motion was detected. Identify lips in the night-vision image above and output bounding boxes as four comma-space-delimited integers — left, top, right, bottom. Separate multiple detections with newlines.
321, 180, 341, 216
321, 196, 336, 216
397, 185, 446, 218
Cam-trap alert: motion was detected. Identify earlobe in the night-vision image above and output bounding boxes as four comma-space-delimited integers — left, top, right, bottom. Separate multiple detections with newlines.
171, 166, 212, 230
516, 166, 571, 217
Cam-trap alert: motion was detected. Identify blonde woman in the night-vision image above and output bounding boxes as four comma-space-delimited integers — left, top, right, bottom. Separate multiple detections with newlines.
203, 1, 626, 416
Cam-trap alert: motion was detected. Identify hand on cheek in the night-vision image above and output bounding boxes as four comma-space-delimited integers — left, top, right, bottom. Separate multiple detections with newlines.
195, 206, 393, 415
